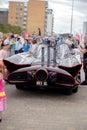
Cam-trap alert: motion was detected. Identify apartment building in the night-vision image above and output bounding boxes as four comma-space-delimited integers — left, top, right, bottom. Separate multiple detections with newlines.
0, 8, 8, 24
8, 1, 26, 29
8, 0, 53, 36
45, 9, 54, 36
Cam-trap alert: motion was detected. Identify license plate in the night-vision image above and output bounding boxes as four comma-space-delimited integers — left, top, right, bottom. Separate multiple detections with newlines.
36, 81, 47, 86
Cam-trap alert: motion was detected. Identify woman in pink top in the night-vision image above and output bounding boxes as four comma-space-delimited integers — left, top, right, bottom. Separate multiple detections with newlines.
0, 64, 6, 122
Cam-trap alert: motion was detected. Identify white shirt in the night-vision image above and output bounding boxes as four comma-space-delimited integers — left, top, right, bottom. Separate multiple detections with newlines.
15, 40, 23, 50
19, 36, 25, 45
4, 39, 10, 45
65, 39, 72, 46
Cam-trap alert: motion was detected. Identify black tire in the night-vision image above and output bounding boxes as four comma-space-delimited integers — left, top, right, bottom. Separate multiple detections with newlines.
16, 84, 28, 90
64, 88, 73, 95
73, 86, 78, 93
16, 81, 36, 90
76, 73, 81, 83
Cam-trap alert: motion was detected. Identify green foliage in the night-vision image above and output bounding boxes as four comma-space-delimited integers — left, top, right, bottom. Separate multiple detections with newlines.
0, 24, 23, 34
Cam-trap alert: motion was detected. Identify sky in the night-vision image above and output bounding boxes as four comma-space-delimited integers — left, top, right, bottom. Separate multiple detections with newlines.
0, 0, 87, 35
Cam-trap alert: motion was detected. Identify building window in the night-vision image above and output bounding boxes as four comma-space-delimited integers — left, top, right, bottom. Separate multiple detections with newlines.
24, 17, 26, 20
23, 21, 26, 25
24, 7, 27, 11
16, 4, 20, 6
16, 8, 23, 11
24, 12, 27, 16
16, 17, 22, 20
23, 26, 26, 29
16, 3, 23, 6
16, 22, 23, 25
16, 12, 22, 16
45, 15, 47, 19
24, 2, 27, 7
21, 4, 23, 6
24, 20, 26, 22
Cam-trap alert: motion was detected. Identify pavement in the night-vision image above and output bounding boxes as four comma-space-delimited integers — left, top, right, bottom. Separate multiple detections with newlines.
0, 69, 87, 130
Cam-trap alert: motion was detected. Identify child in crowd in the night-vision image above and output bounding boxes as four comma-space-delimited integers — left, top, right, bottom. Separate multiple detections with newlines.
23, 38, 31, 52
0, 64, 6, 122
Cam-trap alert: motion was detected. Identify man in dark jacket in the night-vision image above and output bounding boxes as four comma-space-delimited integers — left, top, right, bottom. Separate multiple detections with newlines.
78, 36, 87, 85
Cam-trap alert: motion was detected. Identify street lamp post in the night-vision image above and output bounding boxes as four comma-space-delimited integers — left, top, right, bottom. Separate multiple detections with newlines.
70, 0, 74, 34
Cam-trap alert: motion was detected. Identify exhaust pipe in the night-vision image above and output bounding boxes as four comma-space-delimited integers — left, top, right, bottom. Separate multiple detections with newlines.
53, 47, 56, 67
41, 47, 44, 66
47, 45, 50, 66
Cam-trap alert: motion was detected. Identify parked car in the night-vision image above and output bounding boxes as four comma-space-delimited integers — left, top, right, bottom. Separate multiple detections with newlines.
3, 43, 82, 95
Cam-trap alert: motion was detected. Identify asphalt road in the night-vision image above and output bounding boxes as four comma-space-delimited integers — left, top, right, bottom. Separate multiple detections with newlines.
0, 82, 87, 130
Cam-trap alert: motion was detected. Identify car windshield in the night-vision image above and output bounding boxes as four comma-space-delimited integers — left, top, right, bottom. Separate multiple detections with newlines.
31, 43, 81, 66
33, 43, 70, 59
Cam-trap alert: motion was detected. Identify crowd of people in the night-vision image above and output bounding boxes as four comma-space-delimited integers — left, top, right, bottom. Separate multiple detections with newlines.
0, 31, 83, 58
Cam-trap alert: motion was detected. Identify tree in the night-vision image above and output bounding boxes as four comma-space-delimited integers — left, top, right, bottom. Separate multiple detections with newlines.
0, 24, 23, 34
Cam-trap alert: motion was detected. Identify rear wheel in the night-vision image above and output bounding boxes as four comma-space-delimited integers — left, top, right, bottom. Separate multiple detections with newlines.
16, 84, 28, 90
76, 73, 81, 83
64, 88, 73, 95
15, 81, 36, 90
73, 86, 78, 93
16, 84, 24, 90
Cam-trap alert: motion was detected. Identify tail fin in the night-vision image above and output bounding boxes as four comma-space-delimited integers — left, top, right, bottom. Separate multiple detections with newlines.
59, 64, 82, 77
3, 59, 31, 72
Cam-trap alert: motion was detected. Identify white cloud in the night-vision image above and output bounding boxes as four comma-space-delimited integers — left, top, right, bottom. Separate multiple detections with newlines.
48, 0, 87, 34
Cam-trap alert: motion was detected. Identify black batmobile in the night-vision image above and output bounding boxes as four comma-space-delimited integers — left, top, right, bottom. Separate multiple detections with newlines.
3, 44, 82, 95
